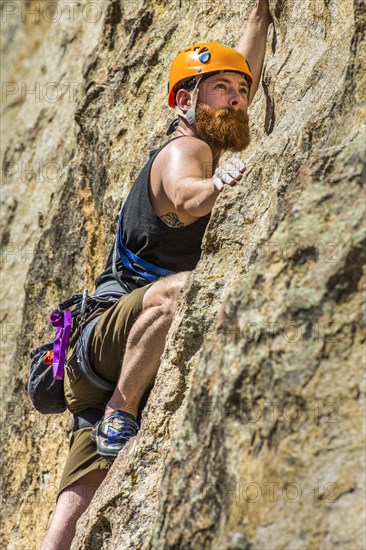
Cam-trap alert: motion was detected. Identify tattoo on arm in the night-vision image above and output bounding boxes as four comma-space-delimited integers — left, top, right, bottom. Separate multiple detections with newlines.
159, 212, 185, 227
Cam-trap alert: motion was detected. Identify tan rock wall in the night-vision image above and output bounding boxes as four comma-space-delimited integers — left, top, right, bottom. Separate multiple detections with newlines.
1, 0, 365, 548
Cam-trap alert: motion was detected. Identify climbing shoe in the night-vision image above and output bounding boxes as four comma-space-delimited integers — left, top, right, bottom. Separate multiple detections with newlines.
90, 410, 140, 458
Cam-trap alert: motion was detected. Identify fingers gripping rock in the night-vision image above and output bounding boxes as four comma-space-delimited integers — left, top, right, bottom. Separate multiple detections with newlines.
213, 157, 246, 192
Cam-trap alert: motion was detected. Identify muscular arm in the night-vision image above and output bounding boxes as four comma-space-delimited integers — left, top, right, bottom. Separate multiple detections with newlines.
161, 139, 245, 218
237, 0, 273, 104
162, 139, 219, 218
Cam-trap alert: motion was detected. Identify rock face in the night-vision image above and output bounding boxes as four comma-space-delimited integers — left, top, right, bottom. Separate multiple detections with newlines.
1, 0, 365, 548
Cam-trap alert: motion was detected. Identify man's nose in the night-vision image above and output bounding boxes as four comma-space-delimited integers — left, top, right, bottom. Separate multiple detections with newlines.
228, 89, 241, 107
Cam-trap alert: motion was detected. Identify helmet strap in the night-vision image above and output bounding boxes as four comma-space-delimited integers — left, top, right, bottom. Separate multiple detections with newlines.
174, 76, 202, 126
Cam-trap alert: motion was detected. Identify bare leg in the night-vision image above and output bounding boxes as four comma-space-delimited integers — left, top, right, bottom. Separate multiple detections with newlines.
42, 273, 189, 547
41, 469, 107, 550
105, 271, 190, 418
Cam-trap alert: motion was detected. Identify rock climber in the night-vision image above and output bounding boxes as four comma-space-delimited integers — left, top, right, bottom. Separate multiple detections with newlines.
42, 1, 273, 548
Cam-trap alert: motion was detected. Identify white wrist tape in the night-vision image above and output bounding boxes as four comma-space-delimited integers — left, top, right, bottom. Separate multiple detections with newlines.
213, 167, 225, 192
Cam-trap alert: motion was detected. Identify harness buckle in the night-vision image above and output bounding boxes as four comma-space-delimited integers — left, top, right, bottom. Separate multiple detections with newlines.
81, 288, 88, 316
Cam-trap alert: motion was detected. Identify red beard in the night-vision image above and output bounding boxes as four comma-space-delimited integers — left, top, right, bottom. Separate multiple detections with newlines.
194, 103, 250, 152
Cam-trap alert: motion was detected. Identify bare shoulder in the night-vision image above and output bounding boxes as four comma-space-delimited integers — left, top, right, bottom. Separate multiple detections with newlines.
151, 135, 214, 193
162, 135, 213, 163
150, 135, 214, 220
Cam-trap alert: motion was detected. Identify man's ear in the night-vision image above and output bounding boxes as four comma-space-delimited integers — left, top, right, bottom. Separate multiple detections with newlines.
175, 89, 191, 112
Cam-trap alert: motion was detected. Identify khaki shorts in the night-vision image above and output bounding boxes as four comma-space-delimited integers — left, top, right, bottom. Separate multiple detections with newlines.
58, 282, 154, 499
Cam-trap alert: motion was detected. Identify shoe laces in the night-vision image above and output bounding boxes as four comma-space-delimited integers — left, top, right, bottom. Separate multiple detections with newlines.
105, 414, 139, 444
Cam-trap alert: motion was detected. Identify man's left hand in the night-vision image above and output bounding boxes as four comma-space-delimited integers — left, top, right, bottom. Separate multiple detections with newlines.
251, 0, 273, 24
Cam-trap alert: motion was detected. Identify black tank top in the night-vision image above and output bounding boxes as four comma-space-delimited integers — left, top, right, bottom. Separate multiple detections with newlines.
95, 137, 211, 291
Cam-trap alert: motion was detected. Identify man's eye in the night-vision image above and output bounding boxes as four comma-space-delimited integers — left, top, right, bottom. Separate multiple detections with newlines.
239, 88, 248, 95
215, 84, 226, 89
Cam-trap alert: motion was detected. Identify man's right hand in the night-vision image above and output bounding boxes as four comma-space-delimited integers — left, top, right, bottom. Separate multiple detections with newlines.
213, 157, 246, 192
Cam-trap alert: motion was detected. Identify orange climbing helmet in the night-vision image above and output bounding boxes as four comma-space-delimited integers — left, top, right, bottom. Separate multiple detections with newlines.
168, 42, 253, 108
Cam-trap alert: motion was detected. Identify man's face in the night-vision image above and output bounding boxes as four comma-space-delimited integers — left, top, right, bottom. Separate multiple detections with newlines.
193, 72, 250, 152
197, 72, 250, 113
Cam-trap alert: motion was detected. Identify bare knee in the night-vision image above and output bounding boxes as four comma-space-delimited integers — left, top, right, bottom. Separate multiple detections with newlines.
143, 271, 190, 313
164, 271, 190, 302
